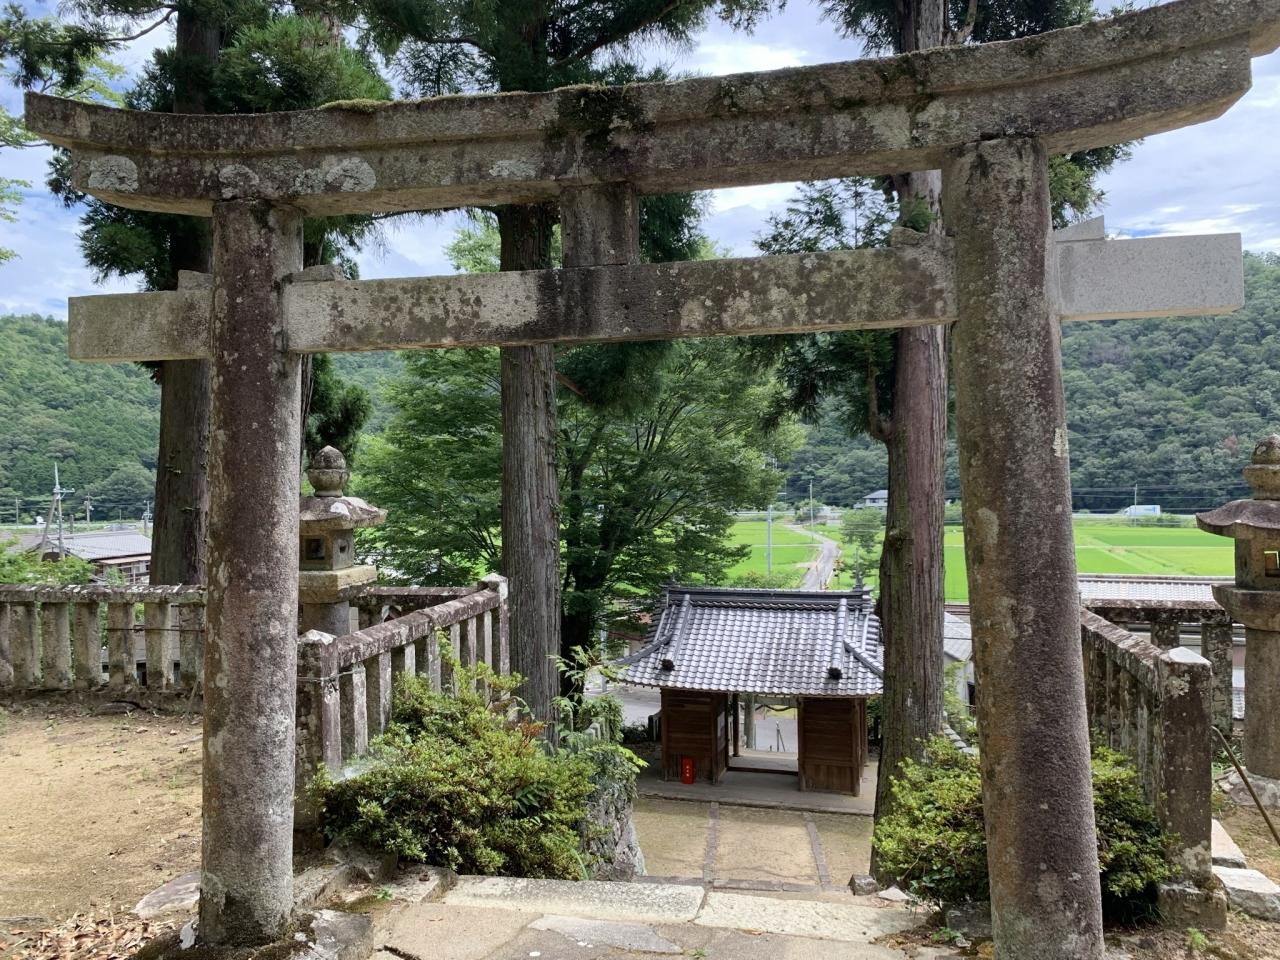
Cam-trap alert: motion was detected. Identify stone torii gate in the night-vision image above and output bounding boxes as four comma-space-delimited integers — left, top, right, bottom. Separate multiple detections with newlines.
23, 0, 1279, 956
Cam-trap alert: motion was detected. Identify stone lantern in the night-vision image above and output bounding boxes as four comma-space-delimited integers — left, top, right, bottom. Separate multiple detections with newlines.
299, 446, 386, 636
1198, 435, 1280, 789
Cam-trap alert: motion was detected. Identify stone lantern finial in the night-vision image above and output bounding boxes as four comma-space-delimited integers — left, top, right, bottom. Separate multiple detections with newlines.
307, 445, 349, 498
1245, 434, 1280, 500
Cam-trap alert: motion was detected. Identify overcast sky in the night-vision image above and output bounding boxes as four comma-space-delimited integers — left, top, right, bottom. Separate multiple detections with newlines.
2, 1, 1277, 318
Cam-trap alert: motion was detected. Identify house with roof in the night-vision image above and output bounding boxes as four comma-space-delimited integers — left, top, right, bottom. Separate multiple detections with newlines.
617, 585, 883, 796
18, 529, 152, 583
859, 489, 889, 510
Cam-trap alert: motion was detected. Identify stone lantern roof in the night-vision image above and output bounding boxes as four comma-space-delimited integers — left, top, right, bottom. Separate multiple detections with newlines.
299, 446, 386, 533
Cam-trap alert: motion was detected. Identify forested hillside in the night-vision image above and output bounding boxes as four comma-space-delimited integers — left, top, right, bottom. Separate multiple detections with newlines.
792, 251, 1280, 513
0, 314, 159, 519
3, 251, 1277, 517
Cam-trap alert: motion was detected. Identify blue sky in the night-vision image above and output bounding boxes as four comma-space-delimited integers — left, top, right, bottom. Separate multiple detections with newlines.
2, 1, 1278, 318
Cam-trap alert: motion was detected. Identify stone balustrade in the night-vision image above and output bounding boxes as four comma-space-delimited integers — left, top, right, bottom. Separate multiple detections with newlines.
0, 584, 206, 694
294, 574, 510, 823
1080, 609, 1213, 881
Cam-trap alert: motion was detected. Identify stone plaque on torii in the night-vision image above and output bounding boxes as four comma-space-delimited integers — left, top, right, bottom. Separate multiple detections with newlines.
24, 0, 1280, 955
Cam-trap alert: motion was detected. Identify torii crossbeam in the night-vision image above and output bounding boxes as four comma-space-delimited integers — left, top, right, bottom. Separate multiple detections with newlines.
24, 0, 1280, 956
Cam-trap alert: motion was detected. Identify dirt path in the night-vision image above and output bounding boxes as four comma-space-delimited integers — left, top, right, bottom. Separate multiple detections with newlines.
0, 705, 201, 925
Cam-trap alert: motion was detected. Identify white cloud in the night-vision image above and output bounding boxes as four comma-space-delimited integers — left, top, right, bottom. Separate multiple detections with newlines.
692, 42, 808, 76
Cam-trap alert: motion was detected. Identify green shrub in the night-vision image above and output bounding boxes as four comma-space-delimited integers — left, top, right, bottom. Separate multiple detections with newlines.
873, 739, 1175, 921
317, 656, 639, 880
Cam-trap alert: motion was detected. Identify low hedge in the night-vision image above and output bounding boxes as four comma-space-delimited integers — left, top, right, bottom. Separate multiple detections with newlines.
317, 661, 638, 879
873, 738, 1175, 922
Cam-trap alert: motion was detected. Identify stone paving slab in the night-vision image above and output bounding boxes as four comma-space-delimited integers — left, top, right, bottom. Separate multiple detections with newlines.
528, 915, 683, 954
443, 876, 705, 924
376, 877, 947, 959
1211, 818, 1248, 868
695, 891, 917, 943
381, 902, 539, 960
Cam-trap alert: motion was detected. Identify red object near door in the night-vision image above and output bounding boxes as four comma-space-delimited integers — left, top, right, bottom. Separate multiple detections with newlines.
681, 756, 695, 784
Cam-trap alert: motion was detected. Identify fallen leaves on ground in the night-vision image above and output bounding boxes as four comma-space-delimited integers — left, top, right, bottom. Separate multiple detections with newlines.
1, 912, 174, 960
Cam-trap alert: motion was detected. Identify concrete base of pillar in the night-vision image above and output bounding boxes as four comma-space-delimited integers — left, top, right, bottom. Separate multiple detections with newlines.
134, 910, 373, 960
1156, 879, 1228, 931
1221, 769, 1280, 811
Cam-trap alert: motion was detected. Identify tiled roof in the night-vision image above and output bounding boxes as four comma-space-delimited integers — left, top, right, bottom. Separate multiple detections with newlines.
943, 612, 972, 662
19, 530, 152, 562
617, 586, 882, 698
1078, 574, 1228, 606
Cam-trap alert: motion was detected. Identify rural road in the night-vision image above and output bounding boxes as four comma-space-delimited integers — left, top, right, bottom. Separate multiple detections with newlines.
797, 525, 840, 590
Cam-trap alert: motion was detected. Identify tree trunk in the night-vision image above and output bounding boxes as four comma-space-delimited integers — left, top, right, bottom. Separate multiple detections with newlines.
149, 13, 220, 586
872, 319, 947, 852
497, 203, 560, 723
871, 0, 948, 876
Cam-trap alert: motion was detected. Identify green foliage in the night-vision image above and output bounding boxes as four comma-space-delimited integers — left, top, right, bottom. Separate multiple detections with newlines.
306, 354, 373, 465
0, 315, 159, 508
213, 16, 390, 111
0, 539, 95, 584
841, 507, 884, 580
364, 0, 778, 97
873, 739, 1175, 920
359, 337, 798, 657
785, 252, 1280, 510
319, 654, 639, 879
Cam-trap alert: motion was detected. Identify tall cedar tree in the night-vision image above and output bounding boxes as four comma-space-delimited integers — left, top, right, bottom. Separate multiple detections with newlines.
359, 218, 800, 689
44, 6, 385, 548
356, 0, 777, 720
758, 0, 1131, 865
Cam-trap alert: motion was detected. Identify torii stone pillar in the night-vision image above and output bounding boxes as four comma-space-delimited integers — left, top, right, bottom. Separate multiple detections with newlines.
201, 199, 304, 946
946, 138, 1104, 958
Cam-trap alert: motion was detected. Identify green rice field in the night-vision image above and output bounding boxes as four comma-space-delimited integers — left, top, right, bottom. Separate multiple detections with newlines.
942, 521, 1232, 600
724, 520, 819, 586
727, 518, 1233, 599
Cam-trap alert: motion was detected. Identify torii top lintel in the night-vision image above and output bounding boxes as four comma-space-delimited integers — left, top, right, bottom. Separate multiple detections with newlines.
23, 0, 1280, 218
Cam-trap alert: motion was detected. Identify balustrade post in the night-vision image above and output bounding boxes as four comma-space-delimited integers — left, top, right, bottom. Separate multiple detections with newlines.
144, 601, 175, 690
391, 642, 416, 681
365, 653, 393, 736
72, 601, 103, 688
40, 601, 72, 690
179, 604, 204, 689
1155, 647, 1214, 881
481, 574, 511, 676
0, 602, 11, 689
295, 630, 341, 833
106, 602, 134, 687
1151, 614, 1181, 649
1199, 616, 1235, 737
339, 666, 369, 760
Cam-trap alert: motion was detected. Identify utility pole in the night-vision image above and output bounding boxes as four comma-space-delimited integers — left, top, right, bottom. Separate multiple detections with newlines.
83, 495, 93, 527
143, 500, 153, 537
809, 478, 815, 528
41, 464, 75, 558
1132, 482, 1139, 525
766, 502, 773, 575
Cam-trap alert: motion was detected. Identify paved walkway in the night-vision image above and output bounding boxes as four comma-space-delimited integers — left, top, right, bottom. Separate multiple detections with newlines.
370, 875, 955, 960
633, 798, 872, 892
